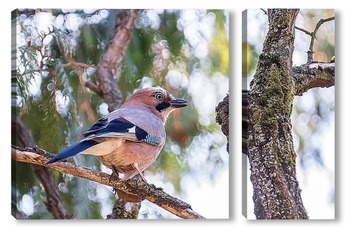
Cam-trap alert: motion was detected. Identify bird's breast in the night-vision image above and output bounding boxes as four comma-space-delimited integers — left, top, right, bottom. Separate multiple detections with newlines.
97, 140, 164, 180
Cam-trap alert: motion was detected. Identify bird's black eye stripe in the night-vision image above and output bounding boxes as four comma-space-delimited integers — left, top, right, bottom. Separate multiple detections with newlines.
156, 102, 170, 112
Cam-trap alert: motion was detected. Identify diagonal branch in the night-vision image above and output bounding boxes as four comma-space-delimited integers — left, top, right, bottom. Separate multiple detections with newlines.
12, 145, 205, 219
292, 61, 335, 96
94, 9, 141, 112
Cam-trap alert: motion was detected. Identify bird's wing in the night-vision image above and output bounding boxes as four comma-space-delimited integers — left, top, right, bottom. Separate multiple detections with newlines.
46, 115, 162, 164
82, 117, 162, 145
82, 117, 132, 137
108, 108, 166, 141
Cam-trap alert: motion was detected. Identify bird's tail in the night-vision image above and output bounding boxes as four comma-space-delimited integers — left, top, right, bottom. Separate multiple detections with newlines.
46, 140, 98, 164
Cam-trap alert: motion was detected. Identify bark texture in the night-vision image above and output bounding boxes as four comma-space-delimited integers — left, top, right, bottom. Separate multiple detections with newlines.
292, 62, 335, 96
107, 199, 141, 219
247, 9, 308, 219
216, 94, 229, 152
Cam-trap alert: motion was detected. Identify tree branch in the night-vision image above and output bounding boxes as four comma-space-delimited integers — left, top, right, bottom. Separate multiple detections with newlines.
94, 9, 141, 111
84, 81, 102, 96
242, 61, 335, 157
292, 61, 335, 96
62, 61, 96, 69
12, 146, 205, 219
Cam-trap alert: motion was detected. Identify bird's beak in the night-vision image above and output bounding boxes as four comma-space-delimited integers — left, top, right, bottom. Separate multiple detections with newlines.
169, 98, 188, 108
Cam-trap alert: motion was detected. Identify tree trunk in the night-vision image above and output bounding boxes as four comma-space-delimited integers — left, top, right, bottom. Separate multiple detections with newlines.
247, 9, 308, 219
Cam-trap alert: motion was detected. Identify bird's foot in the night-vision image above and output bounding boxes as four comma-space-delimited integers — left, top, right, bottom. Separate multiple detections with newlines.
131, 163, 148, 184
109, 166, 120, 182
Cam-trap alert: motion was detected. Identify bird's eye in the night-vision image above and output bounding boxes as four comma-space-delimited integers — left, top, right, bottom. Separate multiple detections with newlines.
155, 93, 164, 101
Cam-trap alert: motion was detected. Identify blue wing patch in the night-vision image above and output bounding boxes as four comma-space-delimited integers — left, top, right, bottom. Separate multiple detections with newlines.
135, 127, 161, 145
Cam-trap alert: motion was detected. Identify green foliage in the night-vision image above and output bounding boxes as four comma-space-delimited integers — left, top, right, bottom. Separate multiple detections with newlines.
208, 10, 229, 75
242, 42, 258, 77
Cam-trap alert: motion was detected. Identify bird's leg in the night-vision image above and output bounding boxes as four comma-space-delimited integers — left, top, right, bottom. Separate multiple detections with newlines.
131, 163, 148, 183
109, 165, 120, 182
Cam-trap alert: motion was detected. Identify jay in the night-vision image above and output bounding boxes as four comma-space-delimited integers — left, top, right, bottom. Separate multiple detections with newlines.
47, 87, 188, 181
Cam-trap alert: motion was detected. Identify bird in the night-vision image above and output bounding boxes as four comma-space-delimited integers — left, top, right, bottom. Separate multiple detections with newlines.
46, 87, 188, 181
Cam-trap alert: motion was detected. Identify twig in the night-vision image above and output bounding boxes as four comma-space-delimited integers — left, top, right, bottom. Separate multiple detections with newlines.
62, 61, 96, 69
296, 16, 335, 63
11, 145, 206, 219
295, 26, 312, 36
84, 81, 102, 96
260, 8, 268, 15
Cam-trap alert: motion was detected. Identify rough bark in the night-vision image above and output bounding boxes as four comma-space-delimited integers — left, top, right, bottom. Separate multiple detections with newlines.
247, 9, 308, 219
107, 199, 141, 219
12, 146, 205, 219
242, 62, 335, 156
216, 94, 229, 152
292, 62, 335, 96
242, 90, 248, 155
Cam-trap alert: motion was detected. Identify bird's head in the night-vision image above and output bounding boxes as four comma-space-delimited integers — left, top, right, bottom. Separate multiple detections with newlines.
121, 87, 188, 122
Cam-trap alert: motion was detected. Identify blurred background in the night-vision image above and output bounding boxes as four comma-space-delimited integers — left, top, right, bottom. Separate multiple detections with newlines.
12, 9, 229, 219
243, 9, 335, 219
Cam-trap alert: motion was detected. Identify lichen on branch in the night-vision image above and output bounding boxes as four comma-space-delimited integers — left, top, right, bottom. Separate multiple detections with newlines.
292, 62, 335, 96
